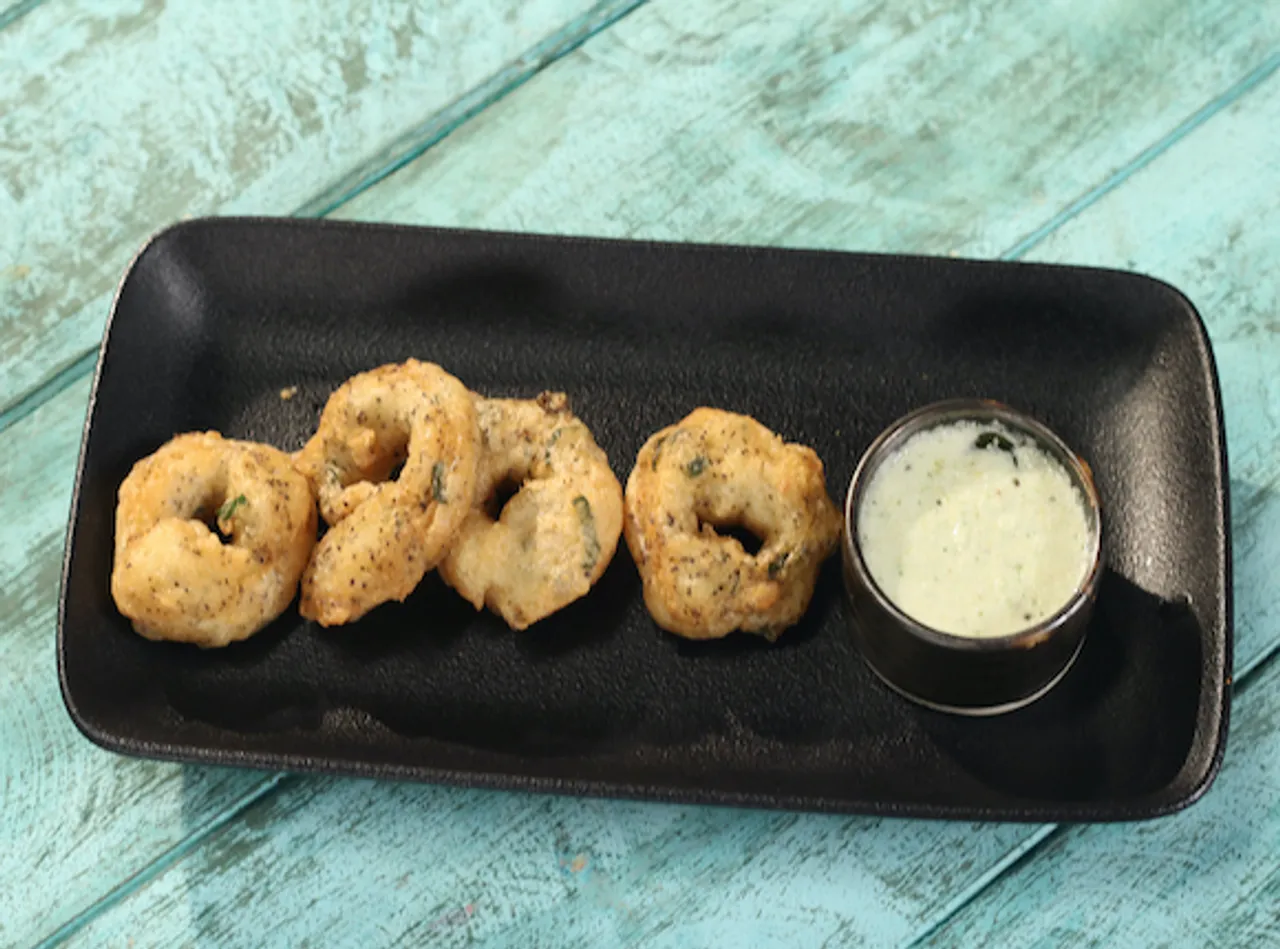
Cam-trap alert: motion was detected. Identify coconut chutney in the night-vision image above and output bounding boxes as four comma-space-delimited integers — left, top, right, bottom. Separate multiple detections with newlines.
856, 419, 1092, 638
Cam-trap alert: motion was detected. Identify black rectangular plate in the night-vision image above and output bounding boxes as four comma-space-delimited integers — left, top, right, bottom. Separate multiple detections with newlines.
59, 217, 1231, 822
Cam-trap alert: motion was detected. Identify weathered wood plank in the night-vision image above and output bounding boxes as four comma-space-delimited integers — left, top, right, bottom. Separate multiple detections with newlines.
51, 778, 1041, 948
908, 77, 1280, 949
334, 0, 1279, 259
9, 1, 1279, 945
0, 0, 617, 412
0, 376, 279, 948
25, 0, 1280, 947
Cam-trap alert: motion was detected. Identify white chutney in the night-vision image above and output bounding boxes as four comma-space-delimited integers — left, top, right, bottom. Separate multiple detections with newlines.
856, 420, 1092, 638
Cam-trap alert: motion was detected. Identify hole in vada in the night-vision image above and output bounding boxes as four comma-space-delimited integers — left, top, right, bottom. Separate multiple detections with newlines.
198, 494, 242, 545
484, 475, 524, 520
203, 513, 234, 544
700, 518, 764, 556
377, 433, 410, 483
358, 430, 409, 485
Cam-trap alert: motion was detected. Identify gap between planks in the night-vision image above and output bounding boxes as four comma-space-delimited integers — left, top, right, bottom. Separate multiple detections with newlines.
22, 43, 1280, 949
0, 0, 49, 33
293, 0, 651, 218
1000, 51, 1280, 261
0, 0, 652, 435
29, 774, 293, 949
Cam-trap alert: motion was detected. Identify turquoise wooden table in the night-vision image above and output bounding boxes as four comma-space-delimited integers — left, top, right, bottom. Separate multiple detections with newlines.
3, 1, 1279, 945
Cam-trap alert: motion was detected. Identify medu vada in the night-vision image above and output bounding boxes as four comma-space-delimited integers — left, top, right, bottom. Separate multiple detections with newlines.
292, 359, 479, 626
439, 392, 623, 630
624, 407, 842, 641
111, 431, 317, 648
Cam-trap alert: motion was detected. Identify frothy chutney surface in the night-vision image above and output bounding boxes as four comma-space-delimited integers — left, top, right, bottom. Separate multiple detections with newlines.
856, 420, 1092, 638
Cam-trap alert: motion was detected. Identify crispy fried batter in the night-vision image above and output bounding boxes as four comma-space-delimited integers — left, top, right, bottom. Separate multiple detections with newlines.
624, 407, 842, 641
438, 392, 623, 630
111, 431, 317, 647
293, 359, 479, 626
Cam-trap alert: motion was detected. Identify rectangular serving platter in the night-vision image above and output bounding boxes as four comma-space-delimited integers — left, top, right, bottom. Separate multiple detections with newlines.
59, 217, 1231, 821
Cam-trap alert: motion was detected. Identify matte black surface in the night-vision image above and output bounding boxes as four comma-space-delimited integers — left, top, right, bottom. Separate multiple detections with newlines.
59, 217, 1232, 821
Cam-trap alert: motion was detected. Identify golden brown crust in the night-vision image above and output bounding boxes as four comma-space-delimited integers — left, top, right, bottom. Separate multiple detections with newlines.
438, 392, 623, 630
292, 359, 479, 626
623, 407, 842, 641
110, 431, 317, 648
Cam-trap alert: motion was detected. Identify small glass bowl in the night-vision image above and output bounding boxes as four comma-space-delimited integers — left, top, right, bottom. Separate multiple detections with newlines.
841, 398, 1104, 716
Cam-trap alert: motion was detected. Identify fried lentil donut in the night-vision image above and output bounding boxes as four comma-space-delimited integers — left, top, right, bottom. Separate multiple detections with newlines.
110, 431, 317, 647
624, 408, 843, 641
292, 359, 479, 626
438, 392, 623, 630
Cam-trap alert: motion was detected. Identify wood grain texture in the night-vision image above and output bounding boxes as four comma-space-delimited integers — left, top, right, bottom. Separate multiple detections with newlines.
0, 376, 278, 948
0, 0, 610, 413
334, 0, 1279, 256
6, 1, 1280, 947
53, 777, 1040, 949
28, 0, 1280, 947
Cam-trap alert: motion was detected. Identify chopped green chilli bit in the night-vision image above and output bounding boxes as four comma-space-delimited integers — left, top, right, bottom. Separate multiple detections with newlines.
649, 434, 669, 470
217, 494, 247, 521
431, 461, 447, 502
974, 430, 1017, 464
574, 495, 601, 572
